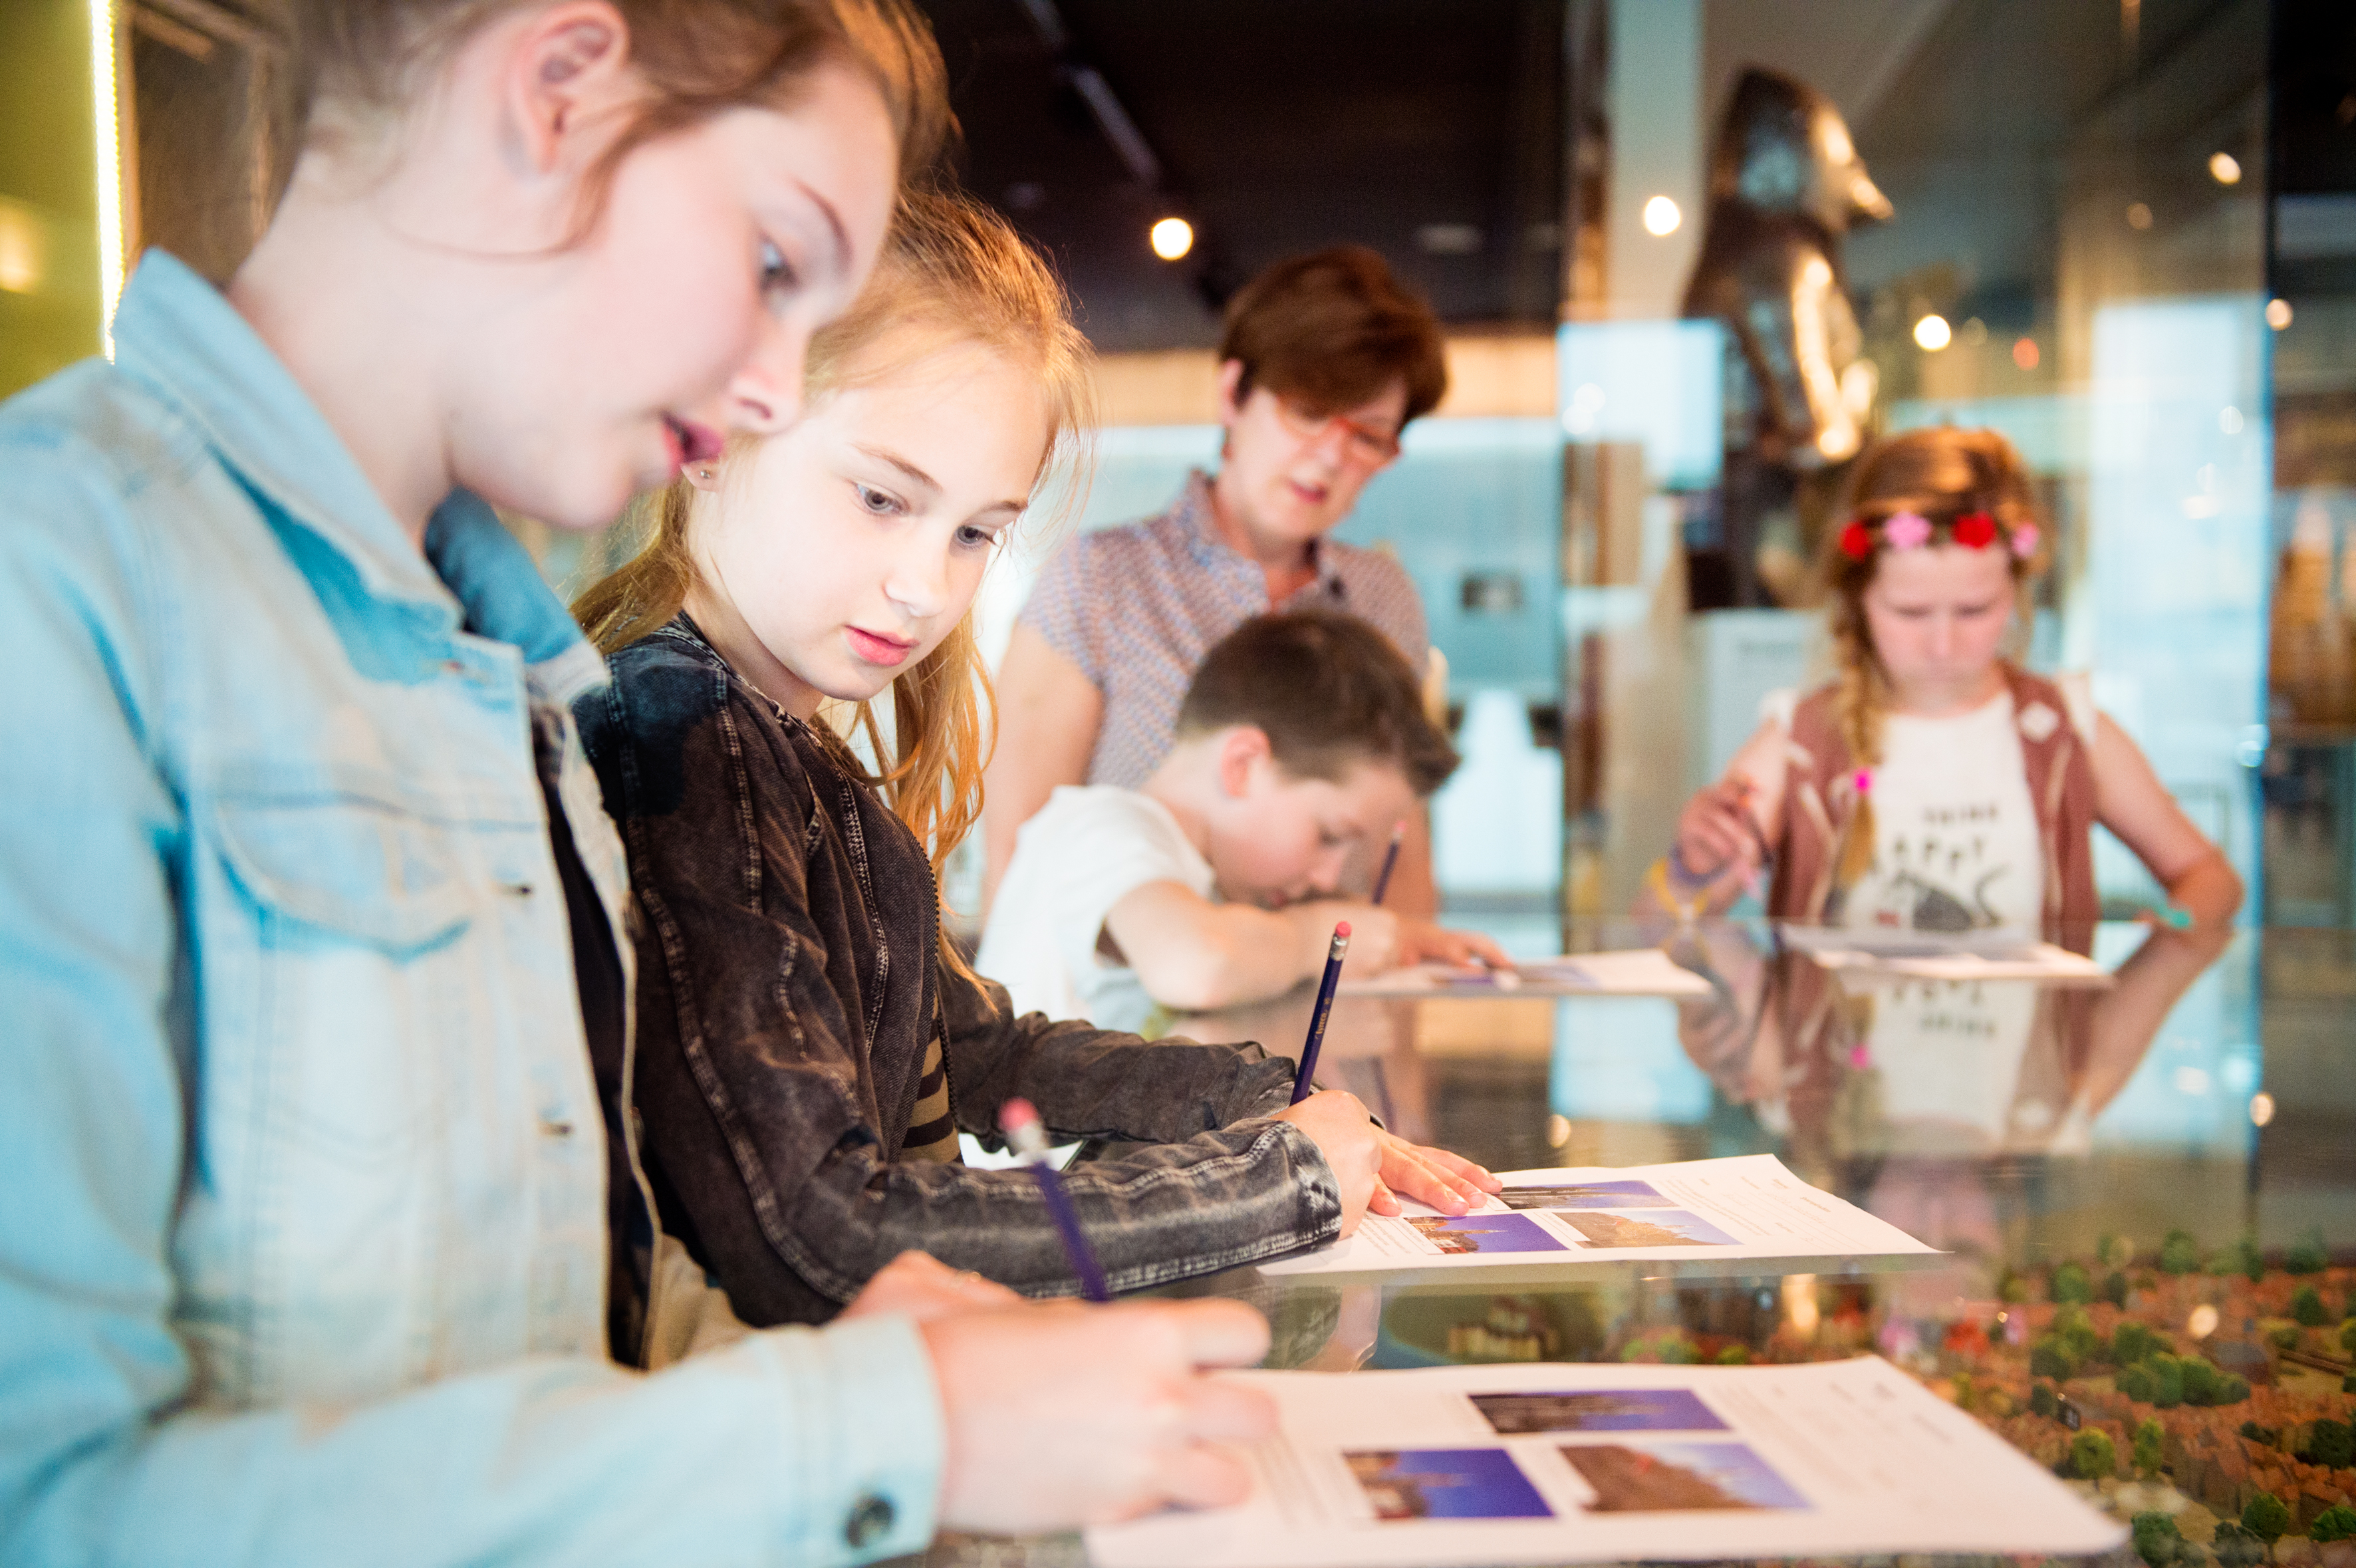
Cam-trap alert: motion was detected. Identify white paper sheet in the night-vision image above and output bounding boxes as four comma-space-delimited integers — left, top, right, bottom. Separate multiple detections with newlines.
1257, 1154, 1936, 1279
1087, 1356, 2125, 1567
1338, 948, 1712, 998
1777, 926, 2112, 985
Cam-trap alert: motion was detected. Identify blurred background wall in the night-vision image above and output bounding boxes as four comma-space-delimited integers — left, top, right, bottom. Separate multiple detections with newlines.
16, 0, 2356, 948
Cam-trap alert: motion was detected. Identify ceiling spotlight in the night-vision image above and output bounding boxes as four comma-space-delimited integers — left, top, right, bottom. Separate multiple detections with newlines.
2127, 201, 2154, 230
1913, 313, 1952, 352
2266, 298, 2293, 330
2208, 152, 2242, 186
1642, 195, 1682, 237
1149, 216, 1194, 262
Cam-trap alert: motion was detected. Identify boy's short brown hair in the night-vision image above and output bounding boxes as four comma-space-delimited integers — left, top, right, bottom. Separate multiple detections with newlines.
1218, 247, 1449, 425
1176, 612, 1458, 797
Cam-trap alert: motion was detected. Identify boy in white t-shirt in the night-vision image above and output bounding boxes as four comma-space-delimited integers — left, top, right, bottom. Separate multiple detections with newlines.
980, 611, 1508, 1032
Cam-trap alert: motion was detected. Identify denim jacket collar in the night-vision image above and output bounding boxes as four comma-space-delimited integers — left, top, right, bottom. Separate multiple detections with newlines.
112, 250, 601, 698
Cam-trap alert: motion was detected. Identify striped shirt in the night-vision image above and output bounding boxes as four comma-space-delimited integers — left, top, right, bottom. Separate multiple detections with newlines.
903, 1030, 957, 1163
1020, 470, 1430, 787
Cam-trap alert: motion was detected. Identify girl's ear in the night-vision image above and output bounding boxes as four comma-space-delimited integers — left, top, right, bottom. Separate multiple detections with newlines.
502, 2, 633, 176
1215, 725, 1273, 800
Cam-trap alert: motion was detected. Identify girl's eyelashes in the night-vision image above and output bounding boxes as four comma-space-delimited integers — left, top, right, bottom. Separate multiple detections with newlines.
954, 522, 1003, 551
852, 481, 905, 516
757, 238, 801, 305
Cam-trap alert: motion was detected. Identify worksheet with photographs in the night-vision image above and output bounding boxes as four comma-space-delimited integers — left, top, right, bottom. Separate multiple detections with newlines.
1337, 948, 1712, 998
1087, 1357, 2124, 1568
1257, 1154, 1936, 1279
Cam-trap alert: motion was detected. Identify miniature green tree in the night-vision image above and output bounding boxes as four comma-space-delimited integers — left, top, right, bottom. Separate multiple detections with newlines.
2240, 1421, 2276, 1446
2213, 1371, 2250, 1404
2051, 1261, 2093, 1304
2226, 1236, 2264, 1282
1952, 1374, 1976, 1412
2100, 1270, 2129, 1307
2339, 1317, 2355, 1355
2111, 1321, 2165, 1365
2117, 1363, 2157, 1403
2269, 1325, 2301, 1352
2178, 1356, 2221, 1405
2147, 1353, 2184, 1409
2242, 1491, 2291, 1544
2157, 1230, 2202, 1275
2133, 1417, 2164, 1476
2058, 1312, 2102, 1364
2212, 1521, 2267, 1567
2293, 1284, 2329, 1327
2070, 1428, 2117, 1480
2311, 1503, 2356, 1543
2307, 1416, 2354, 1470
1715, 1345, 1749, 1365
1998, 1267, 2029, 1304
2030, 1382, 2058, 1418
2285, 1229, 2327, 1275
2131, 1511, 2182, 1568
2030, 1335, 2079, 1381
2099, 1232, 2133, 1269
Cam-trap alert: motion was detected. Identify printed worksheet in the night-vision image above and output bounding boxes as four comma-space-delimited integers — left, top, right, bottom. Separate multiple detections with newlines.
1087, 1356, 2123, 1568
1777, 924, 2112, 985
1337, 948, 1712, 998
1258, 1154, 1936, 1279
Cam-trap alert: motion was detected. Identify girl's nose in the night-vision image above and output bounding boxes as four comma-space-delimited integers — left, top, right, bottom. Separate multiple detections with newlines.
725, 313, 808, 437
884, 541, 951, 621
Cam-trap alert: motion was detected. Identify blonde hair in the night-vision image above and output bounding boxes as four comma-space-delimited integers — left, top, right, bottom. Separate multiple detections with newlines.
575, 186, 1095, 973
1819, 426, 2046, 888
287, 0, 951, 202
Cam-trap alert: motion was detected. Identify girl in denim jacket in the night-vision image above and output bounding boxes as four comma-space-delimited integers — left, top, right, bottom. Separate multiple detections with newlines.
0, 3, 1281, 1559
573, 188, 1501, 1327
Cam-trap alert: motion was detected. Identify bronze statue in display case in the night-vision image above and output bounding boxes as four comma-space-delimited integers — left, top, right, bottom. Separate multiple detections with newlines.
1682, 68, 1891, 608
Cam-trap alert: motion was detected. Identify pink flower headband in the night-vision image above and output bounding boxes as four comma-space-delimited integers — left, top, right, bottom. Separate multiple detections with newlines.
1839, 510, 2038, 562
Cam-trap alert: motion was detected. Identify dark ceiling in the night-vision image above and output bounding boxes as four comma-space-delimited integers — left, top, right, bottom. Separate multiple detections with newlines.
916, 0, 1568, 352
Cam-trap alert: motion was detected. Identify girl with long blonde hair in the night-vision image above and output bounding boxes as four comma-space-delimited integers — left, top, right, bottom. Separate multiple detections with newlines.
1665, 425, 2239, 938
573, 188, 1485, 1328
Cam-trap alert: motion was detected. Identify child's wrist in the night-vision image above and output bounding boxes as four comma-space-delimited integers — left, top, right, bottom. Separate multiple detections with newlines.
1666, 845, 1718, 889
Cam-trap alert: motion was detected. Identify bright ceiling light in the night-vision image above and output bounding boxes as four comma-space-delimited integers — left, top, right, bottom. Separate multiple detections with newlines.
2209, 151, 2242, 186
2266, 298, 2293, 330
1641, 195, 1681, 237
1149, 216, 1193, 261
1913, 313, 1952, 351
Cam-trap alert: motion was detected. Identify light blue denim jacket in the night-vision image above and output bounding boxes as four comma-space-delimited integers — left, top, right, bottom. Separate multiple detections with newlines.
0, 252, 940, 1565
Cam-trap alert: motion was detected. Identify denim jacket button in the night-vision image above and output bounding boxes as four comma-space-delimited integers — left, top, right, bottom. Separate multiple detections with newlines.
843, 1492, 895, 1549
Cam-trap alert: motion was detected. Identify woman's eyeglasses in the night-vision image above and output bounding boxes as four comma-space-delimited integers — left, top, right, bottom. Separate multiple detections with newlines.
1270, 398, 1402, 468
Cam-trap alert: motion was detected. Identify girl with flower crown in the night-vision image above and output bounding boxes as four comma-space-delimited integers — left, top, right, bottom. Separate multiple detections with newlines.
1663, 426, 2240, 937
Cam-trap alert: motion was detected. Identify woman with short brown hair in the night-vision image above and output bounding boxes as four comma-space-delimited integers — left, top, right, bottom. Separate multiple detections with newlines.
986, 245, 1480, 962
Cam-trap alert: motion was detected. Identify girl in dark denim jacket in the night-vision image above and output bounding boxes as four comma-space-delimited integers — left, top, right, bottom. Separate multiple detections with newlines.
573, 189, 1499, 1327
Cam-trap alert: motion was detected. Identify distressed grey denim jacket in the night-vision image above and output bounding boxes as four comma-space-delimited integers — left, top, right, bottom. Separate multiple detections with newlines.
577, 617, 1343, 1325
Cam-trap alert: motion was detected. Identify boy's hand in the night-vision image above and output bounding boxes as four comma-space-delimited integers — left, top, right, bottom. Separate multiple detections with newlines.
1288, 902, 1400, 975
1271, 1090, 1385, 1235
1366, 1132, 1502, 1217
1391, 920, 1511, 972
925, 1298, 1275, 1531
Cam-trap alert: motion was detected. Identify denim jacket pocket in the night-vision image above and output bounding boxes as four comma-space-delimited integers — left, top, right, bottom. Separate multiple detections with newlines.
214, 783, 475, 956
211, 771, 485, 1160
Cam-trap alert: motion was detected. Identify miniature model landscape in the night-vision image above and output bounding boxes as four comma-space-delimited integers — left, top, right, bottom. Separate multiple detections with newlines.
1415, 1230, 2355, 1565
